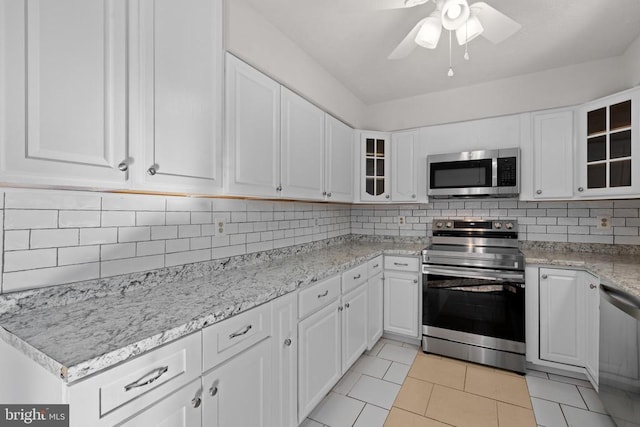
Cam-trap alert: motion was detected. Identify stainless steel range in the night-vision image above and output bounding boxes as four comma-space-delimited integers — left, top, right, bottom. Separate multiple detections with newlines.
422, 218, 526, 373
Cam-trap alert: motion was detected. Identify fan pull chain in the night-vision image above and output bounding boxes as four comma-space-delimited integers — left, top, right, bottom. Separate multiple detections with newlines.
464, 19, 470, 60
447, 31, 454, 77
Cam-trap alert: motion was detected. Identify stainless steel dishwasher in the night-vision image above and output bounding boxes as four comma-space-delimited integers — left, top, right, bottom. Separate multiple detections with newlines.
599, 283, 640, 426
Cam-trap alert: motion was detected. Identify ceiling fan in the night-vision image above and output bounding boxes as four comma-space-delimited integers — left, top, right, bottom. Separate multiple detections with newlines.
388, 0, 521, 74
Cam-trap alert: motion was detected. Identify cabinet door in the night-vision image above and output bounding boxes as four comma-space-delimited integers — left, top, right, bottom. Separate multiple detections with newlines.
391, 130, 418, 202
577, 89, 639, 197
342, 284, 368, 373
532, 110, 574, 199
367, 272, 384, 349
271, 293, 298, 427
325, 115, 354, 202
384, 271, 420, 338
280, 87, 324, 200
539, 268, 584, 366
0, 0, 128, 188
119, 379, 202, 427
360, 132, 390, 202
202, 338, 273, 427
298, 298, 341, 423
583, 272, 599, 386
225, 54, 281, 197
137, 0, 222, 194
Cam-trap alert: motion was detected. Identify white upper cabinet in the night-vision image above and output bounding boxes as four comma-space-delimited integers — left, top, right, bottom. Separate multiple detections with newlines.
225, 54, 281, 198
577, 89, 640, 198
391, 130, 419, 202
360, 132, 390, 202
325, 115, 354, 202
280, 87, 325, 200
136, 0, 222, 194
530, 109, 574, 199
0, 0, 129, 188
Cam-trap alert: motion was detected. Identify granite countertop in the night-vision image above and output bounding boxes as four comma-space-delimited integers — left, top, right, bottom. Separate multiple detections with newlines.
521, 248, 640, 299
0, 240, 424, 384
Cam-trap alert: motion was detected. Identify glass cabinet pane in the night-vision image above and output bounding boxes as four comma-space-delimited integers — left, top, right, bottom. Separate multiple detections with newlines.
610, 100, 631, 131
366, 159, 374, 176
376, 139, 385, 156
366, 139, 375, 155
587, 164, 606, 188
366, 178, 374, 195
587, 136, 606, 162
587, 107, 606, 135
376, 159, 384, 177
610, 130, 632, 159
376, 178, 385, 195
610, 160, 631, 187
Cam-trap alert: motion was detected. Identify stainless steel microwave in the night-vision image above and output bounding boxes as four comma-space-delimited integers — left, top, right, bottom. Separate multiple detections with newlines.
427, 148, 520, 198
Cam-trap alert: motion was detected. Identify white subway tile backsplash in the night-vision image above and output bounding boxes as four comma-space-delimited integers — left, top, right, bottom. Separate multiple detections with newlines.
101, 255, 164, 277
613, 208, 638, 217
212, 244, 246, 259
4, 249, 57, 272
191, 212, 212, 224
615, 235, 640, 244
190, 236, 211, 250
166, 211, 191, 225
118, 226, 151, 243
178, 224, 201, 238
136, 211, 165, 226
569, 234, 614, 244
102, 194, 165, 211
31, 229, 78, 249
5, 210, 58, 230
4, 230, 30, 250
136, 240, 166, 257
166, 238, 190, 253
80, 228, 118, 245
59, 210, 101, 228
211, 198, 246, 211
166, 197, 210, 212
614, 200, 640, 208
101, 243, 136, 261
613, 227, 639, 236
151, 225, 178, 240
165, 249, 210, 267
4, 190, 100, 210
59, 245, 100, 266
101, 211, 135, 227
3, 263, 100, 292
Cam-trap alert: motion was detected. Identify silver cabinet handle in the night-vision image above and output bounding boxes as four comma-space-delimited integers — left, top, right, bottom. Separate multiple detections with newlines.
345, 303, 350, 308
541, 274, 548, 279
209, 385, 218, 397
536, 190, 542, 195
191, 397, 201, 408
385, 195, 390, 199
229, 324, 252, 339
353, 274, 361, 280
394, 262, 409, 267
276, 185, 282, 192
284, 338, 292, 346
124, 366, 168, 391
412, 194, 416, 198
322, 191, 327, 196
578, 187, 584, 192
373, 263, 379, 268
147, 166, 157, 176
590, 284, 597, 289
118, 161, 128, 172
318, 290, 329, 298
338, 305, 343, 312
327, 192, 332, 197
413, 279, 418, 283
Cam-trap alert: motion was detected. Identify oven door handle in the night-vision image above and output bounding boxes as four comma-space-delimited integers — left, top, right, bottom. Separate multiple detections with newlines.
422, 266, 525, 284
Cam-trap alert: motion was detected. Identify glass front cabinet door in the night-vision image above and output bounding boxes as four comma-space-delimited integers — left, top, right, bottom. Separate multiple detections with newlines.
360, 132, 390, 202
578, 89, 639, 197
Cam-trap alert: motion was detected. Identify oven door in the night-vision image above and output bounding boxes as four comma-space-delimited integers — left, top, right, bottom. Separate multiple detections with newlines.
422, 265, 525, 346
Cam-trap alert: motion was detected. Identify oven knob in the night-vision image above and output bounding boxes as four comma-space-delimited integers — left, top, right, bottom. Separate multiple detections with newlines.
494, 222, 502, 229
445, 222, 453, 228
505, 222, 514, 230
435, 222, 444, 228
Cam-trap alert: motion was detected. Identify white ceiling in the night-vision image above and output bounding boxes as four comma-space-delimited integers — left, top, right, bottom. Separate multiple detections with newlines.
241, 0, 640, 105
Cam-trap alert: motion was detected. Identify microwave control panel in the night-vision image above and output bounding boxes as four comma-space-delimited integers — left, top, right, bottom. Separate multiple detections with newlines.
497, 157, 517, 187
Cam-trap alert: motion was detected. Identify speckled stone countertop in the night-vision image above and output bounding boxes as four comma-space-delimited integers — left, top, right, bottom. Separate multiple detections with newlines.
0, 239, 424, 384
522, 244, 640, 299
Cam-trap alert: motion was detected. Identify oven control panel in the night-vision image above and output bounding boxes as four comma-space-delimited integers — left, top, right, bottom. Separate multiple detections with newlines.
433, 219, 516, 231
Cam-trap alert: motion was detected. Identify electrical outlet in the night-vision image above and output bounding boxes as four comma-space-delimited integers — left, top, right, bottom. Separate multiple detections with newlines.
398, 216, 406, 225
597, 215, 611, 230
214, 217, 226, 235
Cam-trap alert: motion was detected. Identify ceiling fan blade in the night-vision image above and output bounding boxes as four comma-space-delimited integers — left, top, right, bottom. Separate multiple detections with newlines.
388, 18, 427, 59
471, 1, 521, 44
374, 0, 430, 10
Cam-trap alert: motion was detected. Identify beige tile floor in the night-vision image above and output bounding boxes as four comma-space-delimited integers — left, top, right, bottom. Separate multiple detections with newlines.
303, 338, 615, 427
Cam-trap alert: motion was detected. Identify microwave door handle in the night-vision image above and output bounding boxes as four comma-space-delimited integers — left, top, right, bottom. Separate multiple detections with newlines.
492, 158, 498, 187
422, 266, 524, 283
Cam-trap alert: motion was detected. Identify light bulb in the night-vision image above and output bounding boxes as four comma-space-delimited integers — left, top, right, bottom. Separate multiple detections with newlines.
447, 4, 461, 19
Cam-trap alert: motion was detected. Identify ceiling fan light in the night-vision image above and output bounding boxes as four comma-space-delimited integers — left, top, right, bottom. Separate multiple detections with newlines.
404, 0, 429, 7
455, 14, 484, 45
441, 0, 470, 30
415, 13, 442, 49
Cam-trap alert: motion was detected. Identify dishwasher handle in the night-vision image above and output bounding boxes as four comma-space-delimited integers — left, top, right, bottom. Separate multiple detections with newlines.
600, 283, 640, 321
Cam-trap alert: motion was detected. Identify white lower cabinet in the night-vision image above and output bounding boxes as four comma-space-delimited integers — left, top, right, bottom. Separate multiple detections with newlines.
383, 256, 421, 339
271, 292, 298, 427
298, 298, 342, 423
583, 271, 600, 386
119, 379, 202, 427
367, 271, 384, 349
341, 283, 369, 372
202, 338, 273, 427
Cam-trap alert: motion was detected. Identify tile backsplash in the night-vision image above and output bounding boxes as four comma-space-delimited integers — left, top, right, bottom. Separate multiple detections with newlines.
1, 188, 639, 293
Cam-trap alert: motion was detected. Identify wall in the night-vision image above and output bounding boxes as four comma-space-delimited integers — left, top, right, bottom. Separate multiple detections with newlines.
351, 199, 640, 245
363, 56, 630, 131
623, 33, 640, 88
0, 189, 350, 294
225, 0, 365, 129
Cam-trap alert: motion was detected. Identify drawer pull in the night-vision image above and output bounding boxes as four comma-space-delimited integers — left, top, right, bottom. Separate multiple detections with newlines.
209, 385, 218, 396
229, 324, 252, 339
353, 274, 361, 280
394, 262, 409, 267
284, 338, 292, 346
191, 397, 201, 408
124, 366, 169, 391
318, 290, 329, 298
373, 264, 379, 268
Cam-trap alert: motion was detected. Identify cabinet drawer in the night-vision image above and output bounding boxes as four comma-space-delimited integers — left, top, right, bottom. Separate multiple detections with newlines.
367, 256, 383, 277
203, 303, 272, 372
384, 256, 419, 272
299, 275, 341, 319
99, 332, 201, 417
341, 263, 368, 293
